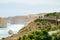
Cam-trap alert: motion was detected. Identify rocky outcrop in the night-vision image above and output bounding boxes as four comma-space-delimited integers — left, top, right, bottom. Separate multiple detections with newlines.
0, 17, 7, 28
8, 30, 13, 35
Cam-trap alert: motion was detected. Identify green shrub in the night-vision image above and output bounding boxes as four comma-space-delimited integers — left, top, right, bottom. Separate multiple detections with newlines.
18, 30, 52, 40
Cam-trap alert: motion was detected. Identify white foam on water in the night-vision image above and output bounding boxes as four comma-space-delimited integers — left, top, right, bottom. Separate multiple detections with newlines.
0, 23, 24, 39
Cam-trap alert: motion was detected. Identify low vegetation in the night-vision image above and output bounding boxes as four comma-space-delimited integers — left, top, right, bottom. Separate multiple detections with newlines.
18, 12, 60, 40
18, 30, 60, 40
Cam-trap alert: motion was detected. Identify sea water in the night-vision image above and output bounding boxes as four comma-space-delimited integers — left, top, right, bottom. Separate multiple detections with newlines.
0, 23, 24, 39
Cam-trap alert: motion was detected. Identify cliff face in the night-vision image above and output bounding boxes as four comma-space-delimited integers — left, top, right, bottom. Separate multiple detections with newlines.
4, 13, 45, 25
5, 16, 28, 24
4, 15, 37, 24
0, 17, 7, 28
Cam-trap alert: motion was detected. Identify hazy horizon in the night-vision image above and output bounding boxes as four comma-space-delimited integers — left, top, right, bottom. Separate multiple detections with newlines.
0, 0, 60, 17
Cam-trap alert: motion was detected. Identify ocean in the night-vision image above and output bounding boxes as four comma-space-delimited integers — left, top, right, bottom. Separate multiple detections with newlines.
0, 23, 24, 39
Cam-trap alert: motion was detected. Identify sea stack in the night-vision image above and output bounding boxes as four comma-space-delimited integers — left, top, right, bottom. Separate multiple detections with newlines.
8, 30, 13, 35
0, 17, 7, 28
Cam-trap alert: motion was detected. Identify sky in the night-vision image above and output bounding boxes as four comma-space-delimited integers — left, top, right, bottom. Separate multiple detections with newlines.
0, 0, 60, 17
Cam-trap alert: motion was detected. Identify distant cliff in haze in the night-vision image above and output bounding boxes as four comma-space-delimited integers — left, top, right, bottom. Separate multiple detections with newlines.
4, 13, 45, 24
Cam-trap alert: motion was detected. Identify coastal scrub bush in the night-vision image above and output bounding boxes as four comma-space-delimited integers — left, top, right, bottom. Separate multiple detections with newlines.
53, 32, 60, 40
18, 30, 52, 40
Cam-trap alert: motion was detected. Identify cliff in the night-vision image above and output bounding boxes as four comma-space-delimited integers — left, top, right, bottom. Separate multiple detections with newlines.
4, 13, 45, 25
0, 17, 7, 28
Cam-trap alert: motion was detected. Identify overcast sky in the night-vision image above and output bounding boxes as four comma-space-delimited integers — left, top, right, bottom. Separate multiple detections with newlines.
0, 0, 60, 17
